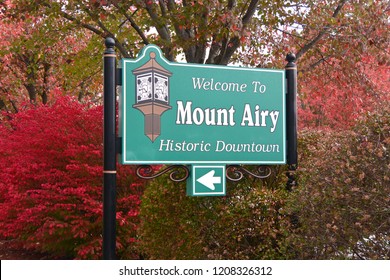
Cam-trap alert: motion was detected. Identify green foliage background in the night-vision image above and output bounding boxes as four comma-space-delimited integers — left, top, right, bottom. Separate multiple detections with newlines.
138, 166, 296, 259
137, 108, 389, 259
289, 107, 389, 259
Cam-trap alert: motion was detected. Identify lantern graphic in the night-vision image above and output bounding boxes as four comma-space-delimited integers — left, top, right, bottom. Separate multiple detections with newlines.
132, 52, 172, 142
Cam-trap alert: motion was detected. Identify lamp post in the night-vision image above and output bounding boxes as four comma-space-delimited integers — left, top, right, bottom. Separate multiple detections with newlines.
132, 52, 172, 142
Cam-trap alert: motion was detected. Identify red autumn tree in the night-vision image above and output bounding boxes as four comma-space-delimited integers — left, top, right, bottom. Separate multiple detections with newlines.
298, 53, 390, 129
291, 0, 390, 129
0, 3, 101, 112
0, 96, 144, 259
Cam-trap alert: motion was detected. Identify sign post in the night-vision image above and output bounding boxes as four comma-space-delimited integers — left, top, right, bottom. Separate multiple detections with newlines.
285, 53, 298, 190
103, 38, 117, 260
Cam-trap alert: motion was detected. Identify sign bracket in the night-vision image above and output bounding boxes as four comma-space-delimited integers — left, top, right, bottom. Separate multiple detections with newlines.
136, 164, 190, 182
226, 165, 272, 182
116, 67, 122, 86
116, 137, 122, 155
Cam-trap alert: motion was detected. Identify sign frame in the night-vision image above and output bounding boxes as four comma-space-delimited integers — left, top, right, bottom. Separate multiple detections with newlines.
120, 45, 286, 165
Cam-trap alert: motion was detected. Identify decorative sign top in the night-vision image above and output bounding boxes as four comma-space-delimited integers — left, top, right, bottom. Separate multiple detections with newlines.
120, 45, 286, 164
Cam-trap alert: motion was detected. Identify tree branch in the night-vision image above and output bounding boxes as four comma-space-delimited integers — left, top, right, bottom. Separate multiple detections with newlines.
158, 0, 168, 17
42, 2, 129, 57
296, 0, 348, 60
242, 0, 259, 26
144, 0, 173, 60
112, 2, 149, 46
219, 0, 259, 65
84, 9, 130, 57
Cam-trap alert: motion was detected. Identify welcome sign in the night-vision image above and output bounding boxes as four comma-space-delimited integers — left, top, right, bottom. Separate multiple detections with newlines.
120, 45, 286, 164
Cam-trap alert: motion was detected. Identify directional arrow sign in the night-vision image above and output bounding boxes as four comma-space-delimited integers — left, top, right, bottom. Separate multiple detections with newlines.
196, 170, 221, 190
187, 165, 226, 196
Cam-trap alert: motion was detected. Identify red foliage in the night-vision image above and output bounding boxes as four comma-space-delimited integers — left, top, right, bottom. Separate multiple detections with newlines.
299, 54, 390, 129
0, 96, 144, 259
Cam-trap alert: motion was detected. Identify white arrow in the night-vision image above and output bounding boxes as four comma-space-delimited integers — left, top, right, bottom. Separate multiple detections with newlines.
196, 170, 221, 191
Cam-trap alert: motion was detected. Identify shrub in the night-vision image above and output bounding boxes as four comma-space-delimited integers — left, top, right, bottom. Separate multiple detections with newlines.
0, 97, 143, 259
287, 107, 390, 259
137, 166, 295, 259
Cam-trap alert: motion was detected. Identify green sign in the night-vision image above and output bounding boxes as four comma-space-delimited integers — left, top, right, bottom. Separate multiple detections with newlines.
187, 165, 226, 196
120, 45, 286, 164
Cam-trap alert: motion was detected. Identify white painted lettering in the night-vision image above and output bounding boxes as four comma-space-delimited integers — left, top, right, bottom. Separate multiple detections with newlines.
241, 104, 254, 126
270, 111, 279, 133
176, 101, 193, 124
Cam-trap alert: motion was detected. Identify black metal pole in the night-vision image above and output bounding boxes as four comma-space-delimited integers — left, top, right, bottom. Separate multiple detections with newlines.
285, 53, 298, 190
103, 37, 117, 259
